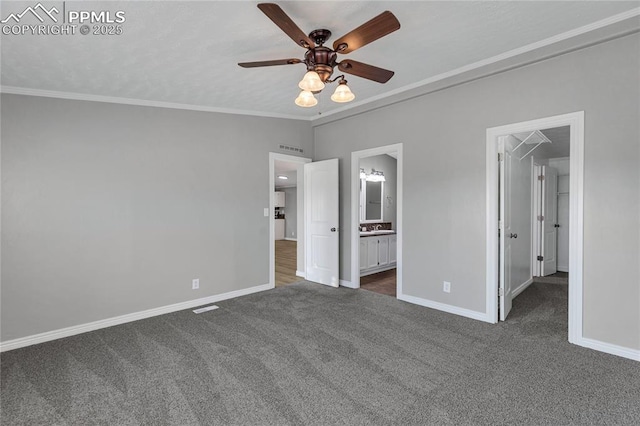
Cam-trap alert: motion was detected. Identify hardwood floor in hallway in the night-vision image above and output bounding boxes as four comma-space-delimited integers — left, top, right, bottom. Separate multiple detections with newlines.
360, 269, 396, 297
275, 240, 299, 287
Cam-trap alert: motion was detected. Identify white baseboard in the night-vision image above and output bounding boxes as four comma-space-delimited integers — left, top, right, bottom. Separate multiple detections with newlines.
512, 277, 534, 298
284, 238, 297, 242
0, 283, 272, 353
340, 279, 357, 289
360, 264, 397, 277
296, 270, 305, 278
574, 337, 640, 362
557, 266, 569, 272
398, 292, 492, 323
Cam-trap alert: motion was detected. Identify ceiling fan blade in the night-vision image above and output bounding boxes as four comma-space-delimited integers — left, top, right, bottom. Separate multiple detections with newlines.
333, 11, 400, 54
338, 60, 394, 83
238, 58, 302, 68
257, 3, 314, 49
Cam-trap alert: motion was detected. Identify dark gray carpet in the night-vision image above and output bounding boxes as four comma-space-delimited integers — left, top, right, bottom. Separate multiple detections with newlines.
1, 282, 638, 425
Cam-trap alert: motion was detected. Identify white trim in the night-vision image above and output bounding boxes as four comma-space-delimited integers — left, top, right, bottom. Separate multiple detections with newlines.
574, 337, 640, 362
284, 237, 297, 242
360, 264, 397, 277
350, 144, 403, 295
397, 294, 492, 323
269, 153, 311, 289
311, 8, 640, 123
512, 277, 534, 299
340, 279, 357, 289
295, 270, 305, 278
0, 86, 307, 121
4, 9, 637, 126
486, 111, 585, 341
0, 283, 271, 352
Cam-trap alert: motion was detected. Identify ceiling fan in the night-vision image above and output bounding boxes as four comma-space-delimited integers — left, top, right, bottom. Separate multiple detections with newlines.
238, 3, 400, 107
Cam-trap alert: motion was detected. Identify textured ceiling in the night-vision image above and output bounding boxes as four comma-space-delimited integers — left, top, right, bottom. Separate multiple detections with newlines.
274, 160, 298, 187
1, 1, 638, 119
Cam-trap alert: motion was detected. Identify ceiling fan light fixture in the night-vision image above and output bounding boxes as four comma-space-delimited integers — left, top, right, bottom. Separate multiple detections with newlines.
330, 79, 355, 103
298, 71, 325, 92
294, 90, 318, 107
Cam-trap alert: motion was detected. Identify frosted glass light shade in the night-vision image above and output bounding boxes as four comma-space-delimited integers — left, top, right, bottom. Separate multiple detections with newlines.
298, 71, 325, 92
331, 81, 355, 103
366, 170, 385, 182
294, 90, 317, 107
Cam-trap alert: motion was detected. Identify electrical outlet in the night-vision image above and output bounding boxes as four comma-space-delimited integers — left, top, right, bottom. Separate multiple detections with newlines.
443, 281, 451, 293
192, 278, 200, 290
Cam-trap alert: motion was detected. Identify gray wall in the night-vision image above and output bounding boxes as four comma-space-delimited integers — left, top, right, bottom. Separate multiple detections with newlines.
282, 186, 297, 239
313, 34, 639, 350
1, 95, 312, 341
359, 154, 397, 229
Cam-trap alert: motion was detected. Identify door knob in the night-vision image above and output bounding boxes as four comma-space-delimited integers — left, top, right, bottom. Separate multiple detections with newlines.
509, 233, 518, 239
330, 227, 337, 232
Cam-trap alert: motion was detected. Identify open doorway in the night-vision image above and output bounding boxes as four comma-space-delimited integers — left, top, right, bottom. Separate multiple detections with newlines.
350, 144, 403, 297
269, 153, 311, 288
499, 126, 570, 317
486, 112, 584, 345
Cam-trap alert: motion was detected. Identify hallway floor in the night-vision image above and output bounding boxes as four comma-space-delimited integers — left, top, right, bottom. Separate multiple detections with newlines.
360, 269, 396, 297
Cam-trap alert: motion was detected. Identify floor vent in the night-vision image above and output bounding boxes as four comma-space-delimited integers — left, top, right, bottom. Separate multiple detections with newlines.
279, 144, 304, 154
193, 305, 219, 314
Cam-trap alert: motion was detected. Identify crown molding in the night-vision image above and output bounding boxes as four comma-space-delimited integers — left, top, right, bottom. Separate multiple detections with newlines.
0, 86, 311, 121
310, 7, 640, 124
1, 7, 638, 124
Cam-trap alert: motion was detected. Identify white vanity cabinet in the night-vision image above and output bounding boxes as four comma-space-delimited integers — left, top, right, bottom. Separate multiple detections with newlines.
389, 235, 397, 263
360, 234, 397, 276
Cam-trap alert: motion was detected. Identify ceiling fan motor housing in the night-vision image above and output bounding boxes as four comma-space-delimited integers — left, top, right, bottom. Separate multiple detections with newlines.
304, 45, 337, 82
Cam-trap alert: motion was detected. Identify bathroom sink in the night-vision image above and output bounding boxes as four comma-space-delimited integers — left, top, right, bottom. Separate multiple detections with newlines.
360, 230, 395, 236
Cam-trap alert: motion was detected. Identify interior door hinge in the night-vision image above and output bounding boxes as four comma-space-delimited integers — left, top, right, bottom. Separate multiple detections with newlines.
498, 288, 504, 297
538, 175, 545, 181
537, 255, 544, 261
498, 153, 503, 162
538, 215, 544, 221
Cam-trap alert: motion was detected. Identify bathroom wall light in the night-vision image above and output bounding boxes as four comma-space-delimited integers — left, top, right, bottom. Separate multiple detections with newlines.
366, 169, 385, 182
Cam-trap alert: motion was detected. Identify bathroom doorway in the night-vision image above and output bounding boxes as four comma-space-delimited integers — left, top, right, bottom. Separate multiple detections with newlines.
350, 144, 403, 298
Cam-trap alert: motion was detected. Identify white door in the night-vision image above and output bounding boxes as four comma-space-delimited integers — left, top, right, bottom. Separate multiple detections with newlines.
557, 174, 570, 271
499, 140, 514, 321
541, 166, 558, 276
304, 159, 339, 287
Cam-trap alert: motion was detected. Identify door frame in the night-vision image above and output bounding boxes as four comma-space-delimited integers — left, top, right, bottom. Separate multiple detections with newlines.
486, 111, 584, 344
268, 152, 312, 289
349, 143, 403, 293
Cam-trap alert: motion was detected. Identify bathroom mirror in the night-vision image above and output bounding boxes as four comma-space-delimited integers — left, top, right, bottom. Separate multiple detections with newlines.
360, 179, 384, 222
